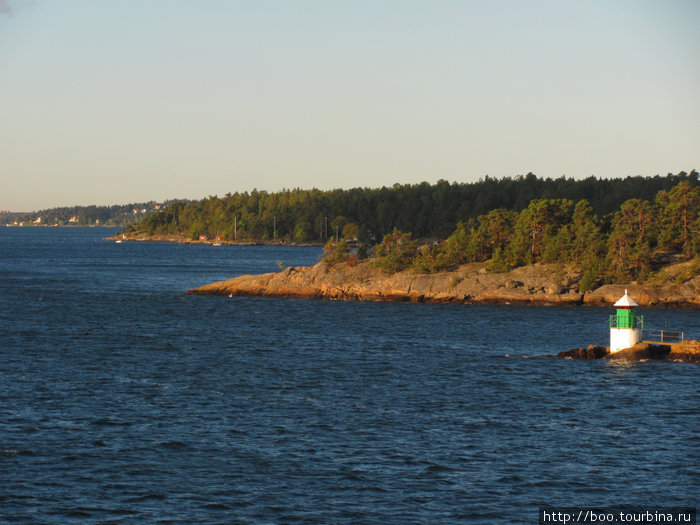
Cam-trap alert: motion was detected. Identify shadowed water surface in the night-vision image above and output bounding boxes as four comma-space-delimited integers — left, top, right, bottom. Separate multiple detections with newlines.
1, 228, 698, 523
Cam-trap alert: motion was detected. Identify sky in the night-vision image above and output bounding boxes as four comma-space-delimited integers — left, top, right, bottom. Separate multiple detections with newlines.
1, 1, 699, 211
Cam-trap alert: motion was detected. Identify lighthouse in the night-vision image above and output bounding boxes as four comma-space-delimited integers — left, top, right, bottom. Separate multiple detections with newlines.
609, 289, 644, 352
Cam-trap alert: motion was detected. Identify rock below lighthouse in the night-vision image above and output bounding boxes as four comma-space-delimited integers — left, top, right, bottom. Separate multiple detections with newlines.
557, 340, 700, 362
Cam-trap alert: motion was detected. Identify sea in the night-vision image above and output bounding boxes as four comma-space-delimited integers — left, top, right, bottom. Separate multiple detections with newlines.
1, 227, 697, 524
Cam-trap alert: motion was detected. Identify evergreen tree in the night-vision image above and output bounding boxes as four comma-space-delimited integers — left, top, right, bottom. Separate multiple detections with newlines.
657, 181, 700, 257
606, 199, 655, 281
508, 199, 574, 265
476, 209, 518, 261
321, 239, 350, 265
373, 229, 417, 273
436, 221, 476, 269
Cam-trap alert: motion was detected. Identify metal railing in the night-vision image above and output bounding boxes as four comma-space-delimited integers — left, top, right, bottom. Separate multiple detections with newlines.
644, 329, 684, 343
609, 315, 644, 330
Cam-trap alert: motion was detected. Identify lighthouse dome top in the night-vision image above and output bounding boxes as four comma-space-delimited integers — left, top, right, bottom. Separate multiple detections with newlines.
614, 289, 639, 308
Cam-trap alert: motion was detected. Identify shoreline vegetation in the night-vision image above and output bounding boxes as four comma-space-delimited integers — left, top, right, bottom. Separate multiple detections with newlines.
115, 172, 699, 307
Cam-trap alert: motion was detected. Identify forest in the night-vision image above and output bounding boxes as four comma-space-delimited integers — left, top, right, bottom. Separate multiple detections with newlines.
127, 171, 698, 242
125, 171, 699, 288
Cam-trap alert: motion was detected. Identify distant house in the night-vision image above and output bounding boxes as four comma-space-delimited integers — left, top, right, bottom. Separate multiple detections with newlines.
68, 216, 79, 223
199, 235, 208, 241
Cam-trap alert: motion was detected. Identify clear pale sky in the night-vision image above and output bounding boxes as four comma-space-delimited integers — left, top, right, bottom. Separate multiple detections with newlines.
1, 0, 698, 211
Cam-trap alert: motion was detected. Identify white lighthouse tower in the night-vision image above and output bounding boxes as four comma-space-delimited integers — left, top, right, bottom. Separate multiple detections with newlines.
609, 289, 644, 352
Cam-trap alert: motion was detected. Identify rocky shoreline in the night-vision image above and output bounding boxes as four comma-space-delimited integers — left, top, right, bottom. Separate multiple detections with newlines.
186, 259, 700, 308
557, 341, 700, 362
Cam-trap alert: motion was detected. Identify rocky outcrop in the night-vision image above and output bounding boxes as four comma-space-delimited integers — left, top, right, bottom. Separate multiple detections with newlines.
668, 340, 700, 362
604, 342, 672, 361
557, 341, 699, 362
188, 258, 700, 307
188, 260, 587, 305
583, 284, 700, 307
557, 345, 609, 360
581, 259, 700, 307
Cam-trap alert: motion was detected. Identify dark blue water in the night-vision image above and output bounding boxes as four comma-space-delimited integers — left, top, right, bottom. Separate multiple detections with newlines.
1, 228, 698, 524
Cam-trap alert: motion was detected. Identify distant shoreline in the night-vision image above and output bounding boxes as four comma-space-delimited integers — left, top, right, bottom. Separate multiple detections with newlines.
4, 224, 117, 228
106, 232, 323, 247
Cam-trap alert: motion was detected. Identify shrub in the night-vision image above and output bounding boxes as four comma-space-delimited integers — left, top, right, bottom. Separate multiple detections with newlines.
321, 239, 350, 265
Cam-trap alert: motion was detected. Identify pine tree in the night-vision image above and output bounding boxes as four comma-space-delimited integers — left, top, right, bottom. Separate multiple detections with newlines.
657, 181, 700, 257
606, 199, 655, 281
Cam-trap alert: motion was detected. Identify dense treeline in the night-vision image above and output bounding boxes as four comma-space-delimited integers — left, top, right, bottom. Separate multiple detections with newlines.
326, 180, 699, 290
127, 171, 698, 245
